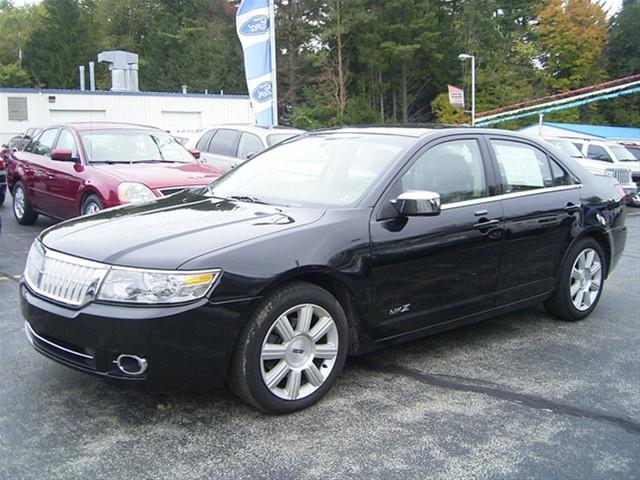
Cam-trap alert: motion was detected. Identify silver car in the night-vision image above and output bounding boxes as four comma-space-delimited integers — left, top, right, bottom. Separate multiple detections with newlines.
190, 125, 304, 172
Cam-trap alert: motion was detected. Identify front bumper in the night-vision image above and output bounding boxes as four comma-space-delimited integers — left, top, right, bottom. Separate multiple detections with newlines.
20, 282, 254, 389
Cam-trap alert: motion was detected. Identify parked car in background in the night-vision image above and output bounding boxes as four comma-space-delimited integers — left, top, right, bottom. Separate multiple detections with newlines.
189, 124, 304, 172
619, 142, 640, 160
573, 139, 640, 184
0, 149, 7, 206
8, 127, 43, 152
544, 138, 639, 207
7, 122, 223, 224
21, 127, 626, 413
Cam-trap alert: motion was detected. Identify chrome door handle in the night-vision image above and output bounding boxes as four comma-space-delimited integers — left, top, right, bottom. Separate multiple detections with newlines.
473, 219, 500, 229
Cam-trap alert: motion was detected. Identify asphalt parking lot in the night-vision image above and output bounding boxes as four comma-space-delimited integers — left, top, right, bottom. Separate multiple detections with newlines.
0, 204, 638, 480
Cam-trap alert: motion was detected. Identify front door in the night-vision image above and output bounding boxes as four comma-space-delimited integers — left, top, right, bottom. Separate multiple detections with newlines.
369, 137, 504, 341
44, 128, 84, 218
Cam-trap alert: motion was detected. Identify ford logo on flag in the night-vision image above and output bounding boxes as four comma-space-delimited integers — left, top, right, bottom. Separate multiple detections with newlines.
252, 81, 272, 103
240, 15, 269, 36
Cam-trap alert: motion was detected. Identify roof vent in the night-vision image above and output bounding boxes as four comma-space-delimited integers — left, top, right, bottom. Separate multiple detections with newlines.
97, 50, 139, 92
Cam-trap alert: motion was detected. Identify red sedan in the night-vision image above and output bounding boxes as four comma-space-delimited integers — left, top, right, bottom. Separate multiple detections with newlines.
7, 122, 224, 224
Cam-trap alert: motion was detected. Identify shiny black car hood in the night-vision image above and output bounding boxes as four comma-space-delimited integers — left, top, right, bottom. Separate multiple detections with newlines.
40, 190, 326, 269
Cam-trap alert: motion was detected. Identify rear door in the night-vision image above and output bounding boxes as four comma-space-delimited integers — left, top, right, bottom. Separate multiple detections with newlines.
43, 128, 85, 218
487, 136, 582, 304
203, 129, 241, 172
369, 136, 504, 340
19, 127, 60, 212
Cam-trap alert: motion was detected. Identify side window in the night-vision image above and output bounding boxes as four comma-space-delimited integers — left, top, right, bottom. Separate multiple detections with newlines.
586, 145, 612, 162
549, 159, 571, 186
237, 132, 264, 159
55, 129, 79, 158
208, 129, 240, 156
401, 139, 487, 204
196, 129, 216, 151
31, 128, 59, 156
572, 142, 583, 151
491, 139, 553, 193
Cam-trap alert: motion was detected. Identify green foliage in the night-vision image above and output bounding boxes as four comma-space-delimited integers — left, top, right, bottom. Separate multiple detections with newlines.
0, 0, 635, 128
430, 93, 469, 125
23, 0, 99, 88
607, 0, 640, 77
0, 63, 31, 86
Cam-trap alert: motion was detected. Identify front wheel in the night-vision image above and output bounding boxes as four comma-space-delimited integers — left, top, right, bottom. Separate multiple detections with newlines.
544, 237, 606, 321
82, 194, 104, 215
229, 282, 349, 413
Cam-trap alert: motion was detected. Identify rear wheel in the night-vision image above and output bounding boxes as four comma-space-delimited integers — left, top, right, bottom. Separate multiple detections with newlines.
82, 194, 104, 215
13, 181, 38, 225
544, 237, 605, 321
229, 282, 349, 413
0, 189, 5, 206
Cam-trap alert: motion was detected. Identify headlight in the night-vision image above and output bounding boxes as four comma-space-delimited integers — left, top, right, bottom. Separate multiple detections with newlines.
97, 267, 221, 304
24, 239, 45, 287
117, 182, 156, 203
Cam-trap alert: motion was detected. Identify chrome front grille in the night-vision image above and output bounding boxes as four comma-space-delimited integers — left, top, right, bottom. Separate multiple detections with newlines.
24, 242, 109, 307
606, 168, 632, 184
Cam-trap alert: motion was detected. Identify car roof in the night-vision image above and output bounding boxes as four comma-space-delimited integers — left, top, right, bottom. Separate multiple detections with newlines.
309, 125, 533, 139
61, 122, 161, 132
206, 124, 304, 135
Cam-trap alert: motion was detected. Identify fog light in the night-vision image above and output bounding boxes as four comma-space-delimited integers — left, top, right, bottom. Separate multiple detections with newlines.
115, 354, 148, 376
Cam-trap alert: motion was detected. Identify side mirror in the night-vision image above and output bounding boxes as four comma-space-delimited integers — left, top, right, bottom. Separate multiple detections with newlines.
188, 148, 201, 160
391, 190, 441, 217
50, 148, 75, 162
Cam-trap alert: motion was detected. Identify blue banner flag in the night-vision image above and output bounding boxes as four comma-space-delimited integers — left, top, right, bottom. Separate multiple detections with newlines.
236, 0, 278, 126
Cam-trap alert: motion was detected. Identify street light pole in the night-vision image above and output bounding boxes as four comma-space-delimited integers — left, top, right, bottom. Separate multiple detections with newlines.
458, 53, 476, 127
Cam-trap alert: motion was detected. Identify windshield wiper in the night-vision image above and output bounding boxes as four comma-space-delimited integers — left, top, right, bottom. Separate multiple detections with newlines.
228, 195, 269, 205
135, 159, 181, 163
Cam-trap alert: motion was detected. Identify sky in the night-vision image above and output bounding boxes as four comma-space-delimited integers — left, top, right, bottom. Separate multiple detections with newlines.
10, 0, 626, 17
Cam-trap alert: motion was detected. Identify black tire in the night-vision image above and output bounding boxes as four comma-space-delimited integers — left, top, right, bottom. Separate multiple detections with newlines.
81, 194, 104, 215
229, 282, 349, 413
12, 181, 38, 225
544, 237, 606, 322
0, 189, 5, 207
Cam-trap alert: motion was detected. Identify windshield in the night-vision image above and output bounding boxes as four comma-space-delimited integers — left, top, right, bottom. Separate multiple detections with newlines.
549, 139, 584, 158
80, 129, 196, 164
624, 145, 640, 160
208, 133, 413, 207
609, 144, 637, 162
266, 132, 300, 147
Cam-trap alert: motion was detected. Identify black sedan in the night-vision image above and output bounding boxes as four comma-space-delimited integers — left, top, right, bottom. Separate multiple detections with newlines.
20, 127, 627, 413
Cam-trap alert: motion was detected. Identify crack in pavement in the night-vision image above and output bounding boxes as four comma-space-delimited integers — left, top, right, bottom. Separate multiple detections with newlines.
0, 270, 20, 284
357, 359, 640, 435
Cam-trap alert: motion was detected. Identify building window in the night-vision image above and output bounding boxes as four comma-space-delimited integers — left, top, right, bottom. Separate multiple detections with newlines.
7, 97, 28, 121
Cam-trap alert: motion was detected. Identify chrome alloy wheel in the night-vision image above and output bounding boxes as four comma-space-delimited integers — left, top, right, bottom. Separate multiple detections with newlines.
84, 201, 101, 215
260, 304, 339, 401
570, 248, 603, 311
13, 186, 25, 219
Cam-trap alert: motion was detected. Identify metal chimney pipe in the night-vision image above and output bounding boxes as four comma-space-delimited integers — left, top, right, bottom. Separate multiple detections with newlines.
79, 65, 86, 91
131, 64, 139, 92
88, 61, 96, 91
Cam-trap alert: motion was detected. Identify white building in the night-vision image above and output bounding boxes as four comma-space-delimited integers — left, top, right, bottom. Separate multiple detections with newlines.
0, 87, 254, 144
